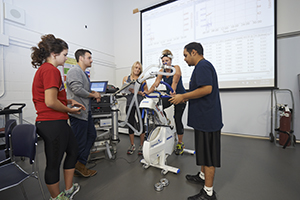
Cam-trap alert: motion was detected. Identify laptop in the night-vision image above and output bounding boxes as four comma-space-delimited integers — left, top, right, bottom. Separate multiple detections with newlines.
90, 81, 108, 94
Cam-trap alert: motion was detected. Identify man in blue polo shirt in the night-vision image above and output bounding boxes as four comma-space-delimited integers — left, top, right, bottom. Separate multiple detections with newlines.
170, 42, 223, 200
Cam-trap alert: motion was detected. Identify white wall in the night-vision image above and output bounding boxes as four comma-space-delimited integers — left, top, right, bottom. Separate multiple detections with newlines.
0, 0, 115, 126
113, 0, 165, 87
277, 0, 300, 36
112, 0, 300, 141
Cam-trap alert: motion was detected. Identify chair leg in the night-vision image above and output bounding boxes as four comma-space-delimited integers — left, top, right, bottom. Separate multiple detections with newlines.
34, 158, 46, 200
19, 182, 28, 200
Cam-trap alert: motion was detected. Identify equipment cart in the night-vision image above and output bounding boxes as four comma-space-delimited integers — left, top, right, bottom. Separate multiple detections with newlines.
269, 89, 296, 148
0, 103, 26, 124
90, 93, 120, 160
0, 103, 26, 149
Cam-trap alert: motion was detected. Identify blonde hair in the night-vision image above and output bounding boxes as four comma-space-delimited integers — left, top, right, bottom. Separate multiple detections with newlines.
130, 61, 143, 77
161, 49, 173, 60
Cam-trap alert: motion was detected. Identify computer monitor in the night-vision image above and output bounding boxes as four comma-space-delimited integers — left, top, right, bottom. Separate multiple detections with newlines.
91, 81, 108, 93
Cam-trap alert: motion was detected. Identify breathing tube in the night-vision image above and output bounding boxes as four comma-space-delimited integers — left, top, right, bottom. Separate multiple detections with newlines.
119, 56, 176, 135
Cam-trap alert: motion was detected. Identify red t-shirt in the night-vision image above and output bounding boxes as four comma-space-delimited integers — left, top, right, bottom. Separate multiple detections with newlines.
32, 62, 69, 121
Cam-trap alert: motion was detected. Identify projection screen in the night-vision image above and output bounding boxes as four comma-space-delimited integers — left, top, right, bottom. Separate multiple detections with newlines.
141, 0, 276, 90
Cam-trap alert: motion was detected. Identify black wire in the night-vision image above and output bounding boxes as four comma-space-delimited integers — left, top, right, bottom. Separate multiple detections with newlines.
86, 160, 98, 169
110, 154, 141, 164
88, 153, 142, 167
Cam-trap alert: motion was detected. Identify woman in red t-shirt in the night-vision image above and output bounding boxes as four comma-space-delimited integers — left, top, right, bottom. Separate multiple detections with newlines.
31, 34, 85, 200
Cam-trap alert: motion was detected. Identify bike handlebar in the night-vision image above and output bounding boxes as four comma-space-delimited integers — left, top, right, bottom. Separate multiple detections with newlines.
141, 81, 174, 98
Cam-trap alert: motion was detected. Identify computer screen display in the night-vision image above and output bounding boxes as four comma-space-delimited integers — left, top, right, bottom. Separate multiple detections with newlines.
91, 81, 108, 93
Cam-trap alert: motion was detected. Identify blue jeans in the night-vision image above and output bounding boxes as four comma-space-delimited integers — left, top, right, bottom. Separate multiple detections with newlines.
69, 112, 96, 165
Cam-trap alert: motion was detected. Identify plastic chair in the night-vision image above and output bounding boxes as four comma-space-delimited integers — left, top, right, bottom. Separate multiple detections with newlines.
0, 119, 17, 165
0, 124, 45, 200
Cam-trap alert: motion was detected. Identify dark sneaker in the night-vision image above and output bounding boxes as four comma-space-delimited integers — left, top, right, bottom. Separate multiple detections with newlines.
187, 188, 217, 200
127, 144, 136, 154
64, 183, 80, 199
138, 145, 143, 155
175, 142, 185, 155
186, 172, 205, 184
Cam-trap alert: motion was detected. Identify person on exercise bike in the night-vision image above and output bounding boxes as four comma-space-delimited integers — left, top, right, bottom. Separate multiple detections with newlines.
145, 49, 186, 155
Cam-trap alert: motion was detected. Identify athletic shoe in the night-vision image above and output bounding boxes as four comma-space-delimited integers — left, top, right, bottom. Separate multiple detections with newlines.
185, 172, 205, 184
127, 144, 136, 154
187, 188, 217, 200
64, 183, 80, 199
138, 145, 143, 155
50, 192, 69, 200
175, 142, 185, 155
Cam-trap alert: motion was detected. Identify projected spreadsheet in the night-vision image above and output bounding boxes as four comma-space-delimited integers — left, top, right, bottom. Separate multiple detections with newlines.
142, 0, 275, 89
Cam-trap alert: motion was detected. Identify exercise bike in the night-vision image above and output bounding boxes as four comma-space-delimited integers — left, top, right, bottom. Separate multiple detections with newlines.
119, 64, 194, 175
140, 80, 179, 175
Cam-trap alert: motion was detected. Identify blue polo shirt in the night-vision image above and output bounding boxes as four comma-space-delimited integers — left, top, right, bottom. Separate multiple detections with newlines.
187, 59, 223, 132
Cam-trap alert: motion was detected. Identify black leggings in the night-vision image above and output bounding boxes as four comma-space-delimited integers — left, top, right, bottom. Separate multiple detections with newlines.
36, 120, 78, 185
162, 97, 186, 135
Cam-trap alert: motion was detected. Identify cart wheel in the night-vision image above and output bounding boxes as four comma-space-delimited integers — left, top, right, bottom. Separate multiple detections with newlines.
269, 132, 274, 142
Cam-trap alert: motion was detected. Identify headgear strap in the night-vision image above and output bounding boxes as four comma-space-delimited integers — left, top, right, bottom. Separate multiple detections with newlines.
160, 54, 173, 59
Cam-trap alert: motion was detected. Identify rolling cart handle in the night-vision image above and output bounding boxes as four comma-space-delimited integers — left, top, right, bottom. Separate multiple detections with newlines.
141, 81, 174, 98
4, 103, 26, 112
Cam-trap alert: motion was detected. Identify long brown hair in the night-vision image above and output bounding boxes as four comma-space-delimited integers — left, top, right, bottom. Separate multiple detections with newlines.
31, 34, 68, 68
